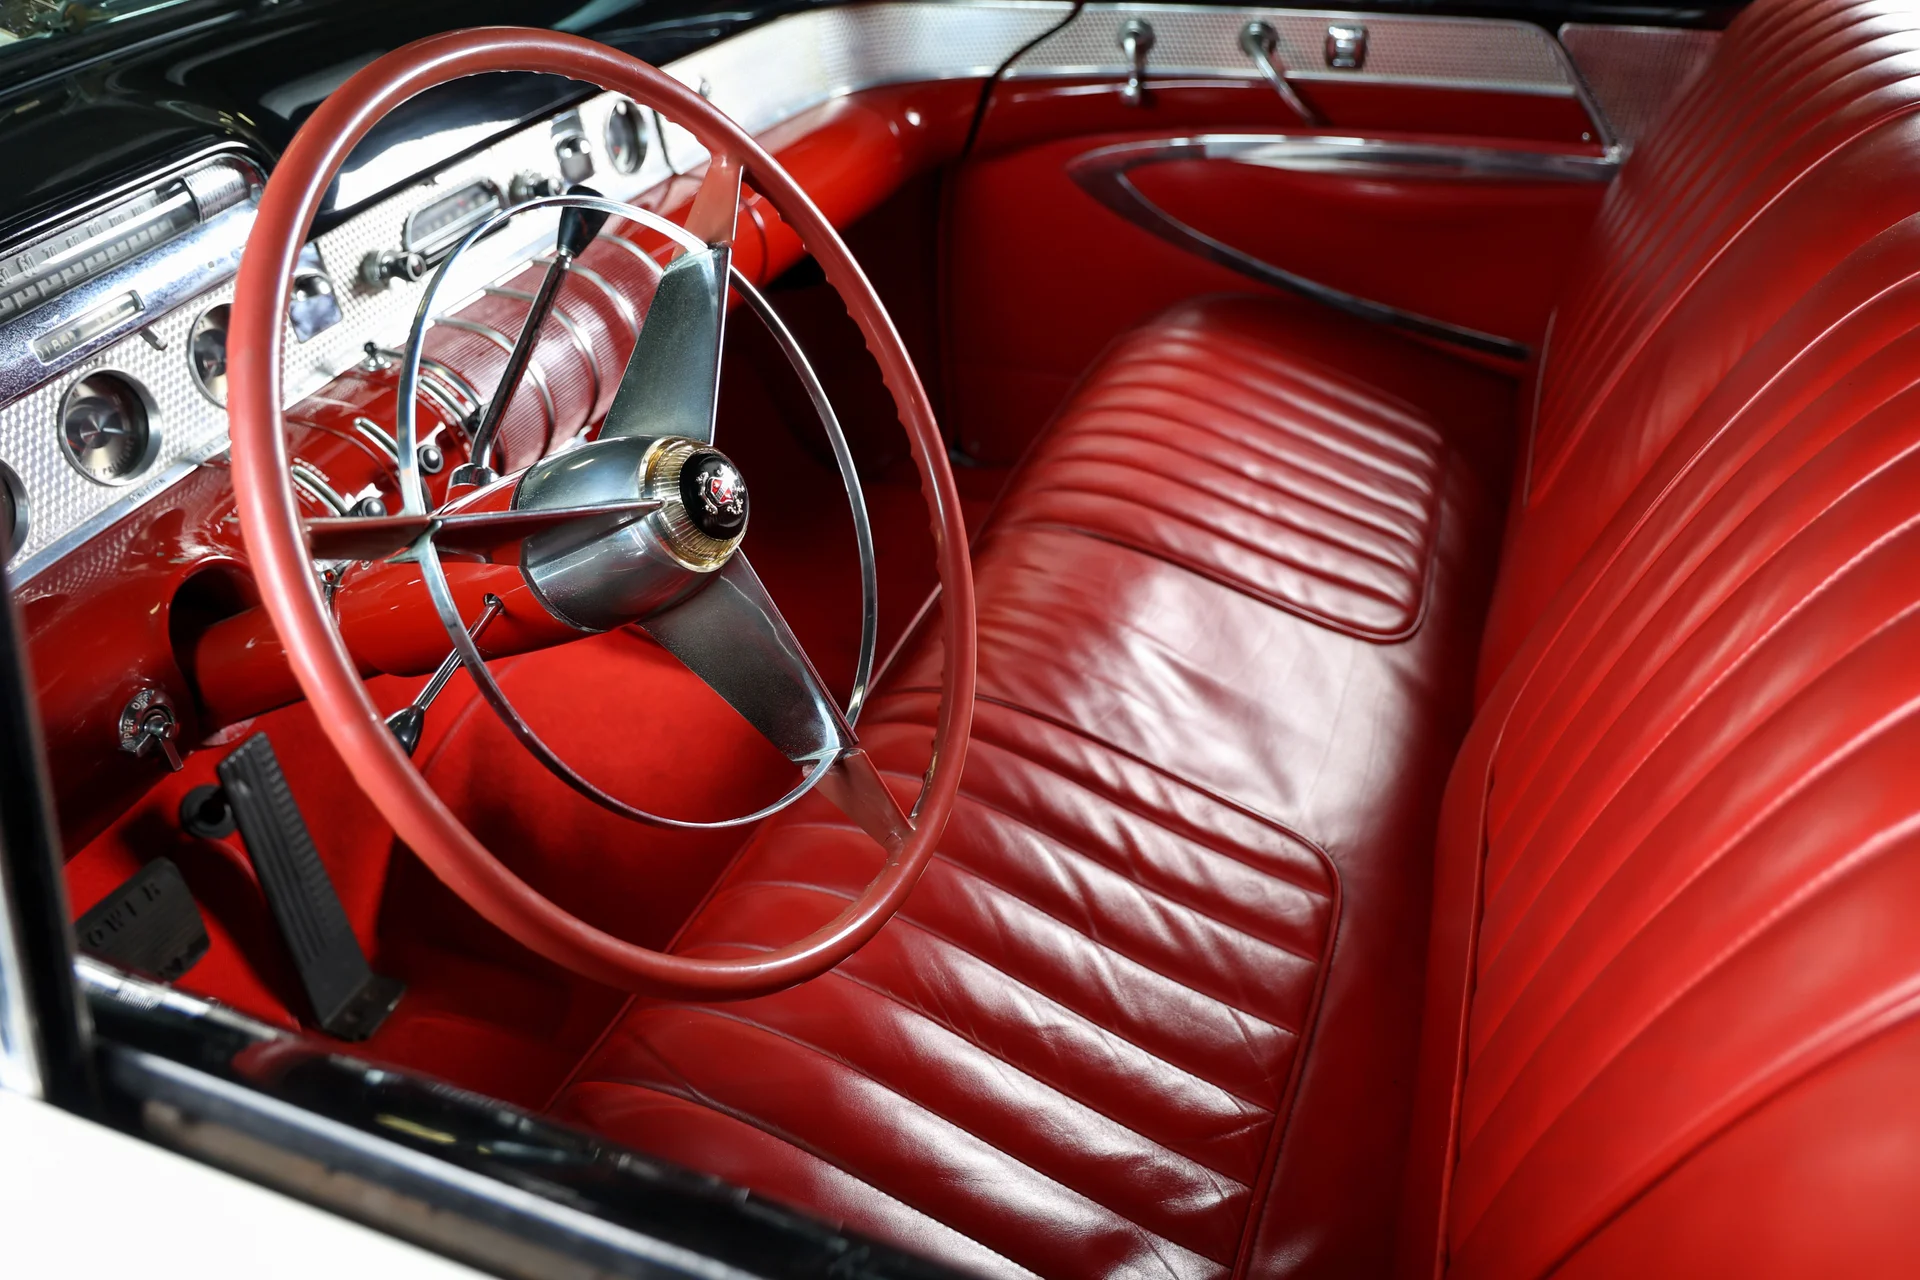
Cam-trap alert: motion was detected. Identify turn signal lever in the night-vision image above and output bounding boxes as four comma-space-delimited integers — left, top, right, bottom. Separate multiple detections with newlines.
452, 184, 613, 488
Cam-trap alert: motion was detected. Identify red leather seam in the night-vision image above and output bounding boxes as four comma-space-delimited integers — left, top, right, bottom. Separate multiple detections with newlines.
588, 1002, 1238, 1263
653, 955, 1267, 1192
1457, 609, 1920, 1214
570, 1072, 1026, 1267
1022, 447, 1433, 583
976, 516, 1439, 644
865, 691, 1341, 892
1528, 986, 1920, 1278
1530, 92, 1920, 504
1231, 843, 1346, 1280
1476, 494, 1920, 977
696, 847, 1311, 1037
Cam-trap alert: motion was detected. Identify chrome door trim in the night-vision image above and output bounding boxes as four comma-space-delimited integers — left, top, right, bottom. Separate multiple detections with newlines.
1066, 134, 1621, 361
1191, 134, 1619, 182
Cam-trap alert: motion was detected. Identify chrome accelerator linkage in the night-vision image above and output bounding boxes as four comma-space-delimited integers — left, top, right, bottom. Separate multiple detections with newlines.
451, 185, 613, 488
1240, 21, 1326, 126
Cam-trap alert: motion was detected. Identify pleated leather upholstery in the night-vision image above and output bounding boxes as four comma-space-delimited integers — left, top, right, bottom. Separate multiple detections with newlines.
991, 297, 1451, 640
1403, 1, 1920, 1274
557, 293, 1516, 1279
1477, 0, 1920, 688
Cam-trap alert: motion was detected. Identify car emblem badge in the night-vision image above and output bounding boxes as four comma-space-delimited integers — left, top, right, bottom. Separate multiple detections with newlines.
678, 450, 750, 539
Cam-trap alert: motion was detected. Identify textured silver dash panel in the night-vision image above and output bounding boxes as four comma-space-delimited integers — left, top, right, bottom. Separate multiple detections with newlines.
1559, 24, 1720, 149
1014, 5, 1577, 94
651, 2, 1072, 174
2, 91, 681, 583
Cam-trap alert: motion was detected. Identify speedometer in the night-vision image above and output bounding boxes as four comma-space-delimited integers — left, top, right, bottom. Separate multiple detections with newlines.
58, 373, 160, 486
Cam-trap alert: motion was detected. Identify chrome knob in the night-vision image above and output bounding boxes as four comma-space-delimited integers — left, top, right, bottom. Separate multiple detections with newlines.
119, 687, 183, 772
510, 170, 563, 204
1118, 19, 1155, 108
359, 249, 427, 289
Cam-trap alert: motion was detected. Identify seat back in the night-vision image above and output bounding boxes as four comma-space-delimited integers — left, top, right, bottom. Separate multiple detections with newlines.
1406, 0, 1920, 1273
1478, 0, 1920, 689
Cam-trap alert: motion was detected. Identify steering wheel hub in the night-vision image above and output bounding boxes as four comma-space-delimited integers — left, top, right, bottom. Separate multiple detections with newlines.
681, 450, 748, 538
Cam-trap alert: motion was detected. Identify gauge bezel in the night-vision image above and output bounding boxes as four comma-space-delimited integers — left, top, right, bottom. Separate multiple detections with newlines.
604, 98, 648, 175
0, 459, 30, 562
56, 369, 164, 488
187, 302, 232, 406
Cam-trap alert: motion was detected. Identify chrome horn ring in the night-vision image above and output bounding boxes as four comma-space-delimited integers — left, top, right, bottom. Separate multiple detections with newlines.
394, 191, 882, 830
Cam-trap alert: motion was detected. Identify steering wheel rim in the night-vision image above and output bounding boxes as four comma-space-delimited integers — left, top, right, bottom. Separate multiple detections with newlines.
226, 26, 977, 999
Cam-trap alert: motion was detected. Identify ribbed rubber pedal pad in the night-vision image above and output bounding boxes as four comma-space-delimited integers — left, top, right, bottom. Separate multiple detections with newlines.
75, 856, 208, 981
217, 733, 402, 1040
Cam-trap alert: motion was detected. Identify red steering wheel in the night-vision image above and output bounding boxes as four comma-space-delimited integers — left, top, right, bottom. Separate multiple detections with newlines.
226, 28, 976, 999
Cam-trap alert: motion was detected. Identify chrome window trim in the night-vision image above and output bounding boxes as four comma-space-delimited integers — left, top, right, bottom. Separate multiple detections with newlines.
1066, 133, 1621, 361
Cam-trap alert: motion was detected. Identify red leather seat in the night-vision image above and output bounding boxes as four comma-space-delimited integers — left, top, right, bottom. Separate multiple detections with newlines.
557, 293, 1514, 1277
557, 0, 1920, 1273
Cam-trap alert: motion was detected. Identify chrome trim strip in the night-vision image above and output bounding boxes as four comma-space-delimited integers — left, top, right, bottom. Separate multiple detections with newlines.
1062, 133, 1612, 360
568, 262, 640, 338
350, 415, 401, 461
1200, 133, 1618, 181
589, 231, 658, 274
433, 317, 560, 445
486, 284, 603, 412
289, 460, 351, 514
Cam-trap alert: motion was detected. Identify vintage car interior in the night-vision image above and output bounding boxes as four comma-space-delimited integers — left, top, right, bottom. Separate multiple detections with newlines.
2, 0, 1916, 1272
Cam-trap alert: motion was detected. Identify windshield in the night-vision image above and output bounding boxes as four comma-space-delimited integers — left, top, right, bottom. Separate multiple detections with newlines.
0, 0, 199, 50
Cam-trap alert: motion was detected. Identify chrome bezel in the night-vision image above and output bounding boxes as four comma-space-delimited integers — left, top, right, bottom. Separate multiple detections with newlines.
55, 369, 164, 488
0, 459, 29, 563
604, 98, 648, 175
186, 302, 231, 407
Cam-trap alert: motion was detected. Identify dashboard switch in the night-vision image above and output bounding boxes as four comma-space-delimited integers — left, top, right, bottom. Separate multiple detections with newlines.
359, 248, 426, 290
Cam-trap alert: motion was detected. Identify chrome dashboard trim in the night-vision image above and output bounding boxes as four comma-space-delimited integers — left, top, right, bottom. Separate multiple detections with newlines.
1010, 5, 1581, 96
566, 262, 640, 337
433, 316, 560, 444
1065, 133, 1620, 361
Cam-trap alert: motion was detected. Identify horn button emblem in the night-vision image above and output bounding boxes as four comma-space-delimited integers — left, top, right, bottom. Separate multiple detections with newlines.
681, 450, 749, 538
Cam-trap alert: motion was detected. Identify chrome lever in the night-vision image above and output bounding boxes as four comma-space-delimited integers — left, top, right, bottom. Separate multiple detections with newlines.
1118, 18, 1155, 108
1240, 21, 1326, 126
452, 186, 612, 489
386, 594, 505, 755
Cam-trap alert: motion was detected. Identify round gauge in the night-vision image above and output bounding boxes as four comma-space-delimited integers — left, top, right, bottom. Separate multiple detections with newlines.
0, 461, 27, 561
604, 98, 648, 175
58, 373, 159, 486
189, 303, 231, 405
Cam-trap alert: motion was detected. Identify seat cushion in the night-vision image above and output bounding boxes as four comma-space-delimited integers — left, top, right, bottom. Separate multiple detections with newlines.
553, 293, 1517, 1278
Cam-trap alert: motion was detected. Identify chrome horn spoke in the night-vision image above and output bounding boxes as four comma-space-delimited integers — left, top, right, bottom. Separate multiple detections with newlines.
644, 553, 913, 850
640, 552, 852, 765
599, 158, 743, 447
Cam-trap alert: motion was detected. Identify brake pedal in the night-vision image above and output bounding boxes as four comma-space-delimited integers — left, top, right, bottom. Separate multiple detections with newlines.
74, 856, 208, 982
217, 733, 403, 1040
